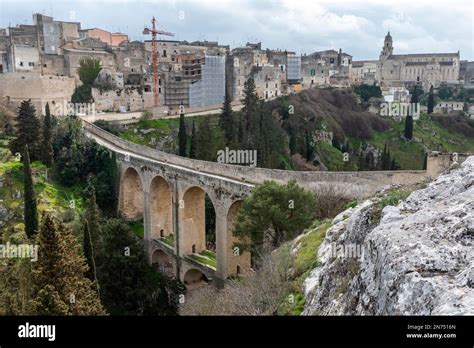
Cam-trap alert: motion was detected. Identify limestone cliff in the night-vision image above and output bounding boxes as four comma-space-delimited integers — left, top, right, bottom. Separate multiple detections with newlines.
302, 157, 474, 315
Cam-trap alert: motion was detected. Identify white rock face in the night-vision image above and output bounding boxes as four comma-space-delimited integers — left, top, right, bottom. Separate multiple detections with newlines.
303, 157, 474, 315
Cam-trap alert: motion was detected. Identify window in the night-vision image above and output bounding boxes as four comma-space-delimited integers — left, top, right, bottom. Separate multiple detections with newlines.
330, 58, 335, 64
192, 245, 196, 253
160, 229, 164, 238
19, 62, 24, 66
163, 50, 167, 57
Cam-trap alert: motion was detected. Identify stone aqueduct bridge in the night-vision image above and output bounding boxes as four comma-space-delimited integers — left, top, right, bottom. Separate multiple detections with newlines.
81, 120, 456, 288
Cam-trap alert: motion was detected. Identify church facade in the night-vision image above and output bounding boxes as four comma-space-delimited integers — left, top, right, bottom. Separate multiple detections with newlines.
377, 32, 460, 91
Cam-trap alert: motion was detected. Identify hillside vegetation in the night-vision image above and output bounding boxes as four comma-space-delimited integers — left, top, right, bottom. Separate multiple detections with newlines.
113, 88, 474, 171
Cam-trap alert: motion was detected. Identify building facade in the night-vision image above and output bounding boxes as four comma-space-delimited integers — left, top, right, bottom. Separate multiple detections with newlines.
377, 32, 460, 91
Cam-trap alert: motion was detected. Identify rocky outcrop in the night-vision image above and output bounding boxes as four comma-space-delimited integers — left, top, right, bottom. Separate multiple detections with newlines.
303, 157, 474, 315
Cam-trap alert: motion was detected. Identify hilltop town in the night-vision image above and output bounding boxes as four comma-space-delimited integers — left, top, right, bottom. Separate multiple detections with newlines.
1, 13, 473, 119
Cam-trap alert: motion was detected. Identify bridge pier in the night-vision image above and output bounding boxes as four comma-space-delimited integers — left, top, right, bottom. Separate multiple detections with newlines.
117, 157, 253, 288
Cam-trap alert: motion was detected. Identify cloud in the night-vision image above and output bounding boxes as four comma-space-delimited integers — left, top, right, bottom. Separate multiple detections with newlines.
0, 0, 472, 60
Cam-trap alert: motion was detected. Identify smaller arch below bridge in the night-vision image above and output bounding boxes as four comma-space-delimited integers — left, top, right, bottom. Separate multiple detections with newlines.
119, 167, 144, 220
183, 268, 209, 290
151, 249, 175, 278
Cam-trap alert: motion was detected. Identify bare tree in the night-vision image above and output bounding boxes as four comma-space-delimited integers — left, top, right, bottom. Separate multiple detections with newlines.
179, 248, 294, 316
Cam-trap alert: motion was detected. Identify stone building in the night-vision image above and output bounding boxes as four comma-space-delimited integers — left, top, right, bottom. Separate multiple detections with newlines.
377, 32, 460, 91
0, 73, 75, 114
250, 64, 281, 100
114, 40, 148, 85
79, 28, 128, 47
349, 60, 377, 84
302, 49, 352, 88
460, 60, 474, 88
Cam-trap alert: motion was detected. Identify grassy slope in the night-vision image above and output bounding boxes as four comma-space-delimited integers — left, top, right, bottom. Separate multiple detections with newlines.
349, 114, 474, 170
118, 109, 474, 172
0, 136, 84, 237
275, 219, 331, 315
119, 115, 221, 149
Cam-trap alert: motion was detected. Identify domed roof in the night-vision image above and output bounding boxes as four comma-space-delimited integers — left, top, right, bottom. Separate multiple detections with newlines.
385, 31, 392, 40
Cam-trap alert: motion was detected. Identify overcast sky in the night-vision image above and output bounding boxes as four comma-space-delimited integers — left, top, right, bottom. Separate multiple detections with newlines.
1, 0, 473, 60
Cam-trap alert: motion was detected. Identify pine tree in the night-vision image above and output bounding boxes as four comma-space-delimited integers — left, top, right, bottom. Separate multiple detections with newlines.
189, 120, 196, 159
178, 105, 187, 157
42, 103, 54, 167
96, 219, 177, 315
10, 99, 41, 160
219, 91, 234, 144
31, 213, 105, 315
23, 145, 38, 239
427, 85, 435, 114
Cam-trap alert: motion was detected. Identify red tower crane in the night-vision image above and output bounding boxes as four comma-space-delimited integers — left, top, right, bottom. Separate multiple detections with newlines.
143, 17, 175, 107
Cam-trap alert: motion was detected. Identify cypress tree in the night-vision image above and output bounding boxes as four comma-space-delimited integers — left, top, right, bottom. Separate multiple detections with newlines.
390, 157, 397, 170
381, 142, 390, 170
305, 131, 313, 161
386, 148, 392, 170
427, 85, 435, 114
10, 99, 41, 160
289, 128, 297, 155
42, 103, 54, 167
404, 110, 413, 141
189, 120, 196, 159
195, 118, 214, 161
237, 115, 244, 144
178, 105, 187, 157
410, 86, 419, 104
83, 220, 99, 294
219, 91, 234, 144
32, 213, 105, 315
242, 77, 258, 136
83, 187, 101, 245
23, 145, 38, 239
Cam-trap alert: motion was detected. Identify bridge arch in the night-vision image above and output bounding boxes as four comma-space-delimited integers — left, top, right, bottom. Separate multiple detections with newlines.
149, 175, 173, 241
183, 268, 209, 289
119, 167, 144, 220
226, 200, 251, 276
180, 186, 217, 257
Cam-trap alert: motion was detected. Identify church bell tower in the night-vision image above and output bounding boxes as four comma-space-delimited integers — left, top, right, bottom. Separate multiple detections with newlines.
380, 31, 393, 60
